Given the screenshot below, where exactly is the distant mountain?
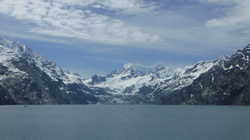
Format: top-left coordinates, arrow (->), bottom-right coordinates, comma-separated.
0,38 -> 97,105
84,63 -> 175,103
1,38 -> 250,105
86,44 -> 250,105
84,61 -> 216,104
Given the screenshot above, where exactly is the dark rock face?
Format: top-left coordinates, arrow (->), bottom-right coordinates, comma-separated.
0,39 -> 97,105
89,75 -> 106,85
84,44 -> 250,105
159,45 -> 250,105
2,38 -> 250,105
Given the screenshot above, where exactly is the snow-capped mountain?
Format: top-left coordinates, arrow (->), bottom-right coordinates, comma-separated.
86,44 -> 250,105
1,37 -> 250,105
0,38 -> 97,104
159,44 -> 250,105
85,60 -> 218,104
85,63 -> 173,95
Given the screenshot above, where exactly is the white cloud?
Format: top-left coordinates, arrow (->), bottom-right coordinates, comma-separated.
206,0 -> 250,29
204,0 -> 238,5
0,0 -> 160,44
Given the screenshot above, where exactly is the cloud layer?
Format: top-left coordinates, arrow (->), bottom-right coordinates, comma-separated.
0,0 -> 160,44
0,0 -> 250,53
206,0 -> 250,30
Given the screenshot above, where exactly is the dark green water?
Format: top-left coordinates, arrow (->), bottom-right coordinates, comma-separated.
0,105 -> 249,140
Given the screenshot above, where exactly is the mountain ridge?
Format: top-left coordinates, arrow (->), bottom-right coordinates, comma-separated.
0,38 -> 97,104
0,38 -> 250,105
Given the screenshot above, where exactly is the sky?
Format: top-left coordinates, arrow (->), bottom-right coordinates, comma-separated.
0,0 -> 250,77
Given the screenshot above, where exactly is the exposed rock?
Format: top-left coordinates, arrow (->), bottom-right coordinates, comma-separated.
0,38 -> 97,105
159,44 -> 250,105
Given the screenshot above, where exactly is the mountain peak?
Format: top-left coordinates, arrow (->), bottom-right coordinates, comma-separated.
121,63 -> 149,72
0,38 -> 97,104
0,38 -> 20,49
0,38 -> 33,58
123,63 -> 135,70
242,44 -> 250,52
121,63 -> 167,74
110,63 -> 149,76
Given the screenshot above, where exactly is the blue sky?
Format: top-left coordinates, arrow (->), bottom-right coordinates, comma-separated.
0,0 -> 249,77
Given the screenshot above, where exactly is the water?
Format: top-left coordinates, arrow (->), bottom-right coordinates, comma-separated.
0,105 -> 249,140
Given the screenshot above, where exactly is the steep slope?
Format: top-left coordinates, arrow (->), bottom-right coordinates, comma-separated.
0,38 -> 97,105
84,64 -> 175,103
85,61 -> 217,104
85,64 -> 172,95
2,38 -> 250,105
159,44 -> 250,105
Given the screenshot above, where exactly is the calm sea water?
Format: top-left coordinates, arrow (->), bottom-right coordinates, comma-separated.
0,105 -> 249,140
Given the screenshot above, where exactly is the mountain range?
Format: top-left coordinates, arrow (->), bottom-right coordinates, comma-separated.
0,38 -> 97,104
0,38 -> 250,105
